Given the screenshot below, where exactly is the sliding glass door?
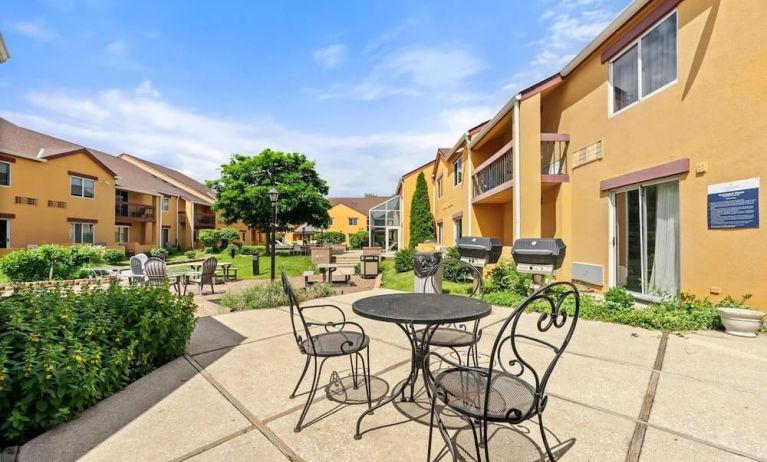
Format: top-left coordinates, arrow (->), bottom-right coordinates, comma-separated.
613,179 -> 679,297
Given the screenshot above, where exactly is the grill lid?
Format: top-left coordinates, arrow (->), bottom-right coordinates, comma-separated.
457,236 -> 502,251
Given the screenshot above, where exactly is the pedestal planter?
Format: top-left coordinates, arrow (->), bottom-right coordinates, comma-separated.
717,307 -> 764,337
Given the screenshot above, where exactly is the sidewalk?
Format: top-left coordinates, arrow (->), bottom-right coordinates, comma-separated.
14,289 -> 767,461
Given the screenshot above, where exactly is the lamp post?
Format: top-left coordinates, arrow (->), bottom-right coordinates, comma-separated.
269,187 -> 279,280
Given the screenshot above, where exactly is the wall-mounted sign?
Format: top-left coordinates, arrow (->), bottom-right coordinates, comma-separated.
707,177 -> 760,229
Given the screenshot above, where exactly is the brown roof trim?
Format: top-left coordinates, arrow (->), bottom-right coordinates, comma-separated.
68,170 -> 98,181
0,154 -> 16,163
162,225 -> 171,228
521,74 -> 563,100
67,217 -> 98,224
540,133 -> 570,142
46,149 -> 117,177
601,0 -> 681,63
115,220 -> 133,225
0,213 -> 16,219
452,211 -> 463,219
600,158 -> 689,191
468,120 -> 490,136
401,160 -> 435,179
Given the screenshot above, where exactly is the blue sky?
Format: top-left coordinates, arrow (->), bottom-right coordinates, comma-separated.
1,0 -> 628,195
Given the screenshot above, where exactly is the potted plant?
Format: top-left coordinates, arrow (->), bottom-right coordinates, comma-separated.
717,307 -> 764,337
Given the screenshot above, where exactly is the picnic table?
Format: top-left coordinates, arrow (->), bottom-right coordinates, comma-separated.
186,261 -> 236,281
166,268 -> 199,295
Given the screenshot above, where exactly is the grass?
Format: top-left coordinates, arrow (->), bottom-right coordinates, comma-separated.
380,258 -> 475,295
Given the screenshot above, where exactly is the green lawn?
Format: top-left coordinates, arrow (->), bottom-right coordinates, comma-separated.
380,258 -> 474,295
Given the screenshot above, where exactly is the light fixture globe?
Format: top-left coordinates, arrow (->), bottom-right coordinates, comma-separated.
269,187 -> 279,203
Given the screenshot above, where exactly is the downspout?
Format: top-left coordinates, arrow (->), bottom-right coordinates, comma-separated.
513,94 -> 522,241
465,132 -> 473,236
157,194 -> 163,247
190,202 -> 196,249
175,196 -> 180,247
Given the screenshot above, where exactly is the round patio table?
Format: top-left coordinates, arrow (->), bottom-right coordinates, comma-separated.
352,293 -> 491,440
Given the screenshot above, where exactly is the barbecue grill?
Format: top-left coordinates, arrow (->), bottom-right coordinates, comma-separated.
456,236 -> 502,267
511,238 -> 566,275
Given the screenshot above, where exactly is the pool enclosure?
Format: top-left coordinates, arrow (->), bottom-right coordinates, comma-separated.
368,196 -> 401,251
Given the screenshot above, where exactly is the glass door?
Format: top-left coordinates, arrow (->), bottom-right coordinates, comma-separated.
386,228 -> 399,252
613,180 -> 679,297
0,219 -> 8,248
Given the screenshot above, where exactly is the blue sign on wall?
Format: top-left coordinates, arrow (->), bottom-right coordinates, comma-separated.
707,178 -> 760,229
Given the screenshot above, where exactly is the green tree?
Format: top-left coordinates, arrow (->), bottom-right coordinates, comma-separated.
207,150 -> 332,232
408,172 -> 435,248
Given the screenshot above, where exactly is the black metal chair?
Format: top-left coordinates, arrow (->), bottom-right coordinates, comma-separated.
424,282 -> 580,462
281,270 -> 372,432
416,260 -> 484,367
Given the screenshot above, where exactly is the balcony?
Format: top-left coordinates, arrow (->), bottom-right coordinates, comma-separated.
178,212 -> 187,225
115,201 -> 155,222
195,212 -> 216,227
472,140 -> 513,204
540,134 -> 570,185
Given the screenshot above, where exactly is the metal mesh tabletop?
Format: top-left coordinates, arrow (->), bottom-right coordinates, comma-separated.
352,293 -> 491,324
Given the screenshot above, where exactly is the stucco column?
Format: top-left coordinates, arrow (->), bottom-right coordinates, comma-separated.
518,93 -> 542,238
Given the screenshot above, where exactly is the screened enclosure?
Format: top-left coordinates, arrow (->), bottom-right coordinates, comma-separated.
369,196 -> 401,251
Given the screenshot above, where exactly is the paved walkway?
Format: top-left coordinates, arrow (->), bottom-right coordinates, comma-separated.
14,289 -> 767,461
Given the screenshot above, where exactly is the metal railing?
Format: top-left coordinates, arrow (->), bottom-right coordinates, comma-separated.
115,201 -> 154,221
540,140 -> 569,175
195,213 -> 216,226
178,212 -> 187,225
473,147 -> 513,197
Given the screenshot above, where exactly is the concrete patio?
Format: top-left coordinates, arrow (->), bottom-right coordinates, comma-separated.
12,288 -> 767,462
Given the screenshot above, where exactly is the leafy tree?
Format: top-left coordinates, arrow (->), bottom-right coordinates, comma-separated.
408,172 -> 435,248
348,230 -> 369,249
207,150 -> 331,233
314,231 -> 346,246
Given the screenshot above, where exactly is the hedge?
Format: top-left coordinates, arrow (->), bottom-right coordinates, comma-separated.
314,231 -> 346,246
0,245 -> 112,282
0,283 -> 197,443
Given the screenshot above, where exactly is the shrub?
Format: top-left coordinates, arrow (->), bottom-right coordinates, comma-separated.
605,286 -> 635,309
394,248 -> 415,272
314,231 -> 346,246
348,231 -> 369,250
102,249 -> 125,265
219,280 -> 335,311
441,247 -> 472,283
149,248 -> 168,260
0,283 -> 197,443
184,250 -> 197,259
240,245 -> 266,256
408,172 -> 435,248
486,258 -> 533,296
197,229 -> 220,249
203,247 -> 214,254
217,228 -> 240,247
0,245 -> 106,282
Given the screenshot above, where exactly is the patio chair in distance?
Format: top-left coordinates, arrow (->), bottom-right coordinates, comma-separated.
424,282 -> 581,462
128,255 -> 146,283
144,257 -> 180,293
281,270 -> 372,432
185,256 -> 217,295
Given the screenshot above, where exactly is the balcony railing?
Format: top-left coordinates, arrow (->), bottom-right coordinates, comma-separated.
115,201 -> 154,222
540,135 -> 570,176
195,212 -> 216,227
178,212 -> 187,225
473,143 -> 513,197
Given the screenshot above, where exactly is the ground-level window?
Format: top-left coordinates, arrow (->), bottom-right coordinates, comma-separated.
115,225 -> 130,244
71,176 -> 95,198
453,218 -> 462,243
436,222 -> 443,244
349,217 -> 358,226
0,161 -> 10,186
613,179 -> 679,297
70,222 -> 95,244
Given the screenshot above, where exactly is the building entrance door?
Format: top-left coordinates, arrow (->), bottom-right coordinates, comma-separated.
0,219 -> 9,248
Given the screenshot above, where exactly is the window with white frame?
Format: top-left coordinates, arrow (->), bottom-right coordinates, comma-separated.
348,217 -> 358,226
610,11 -> 677,114
453,158 -> 463,186
0,161 -> 10,186
115,225 -> 130,244
70,176 -> 95,198
70,222 -> 95,244
453,217 -> 462,243
161,196 -> 169,211
436,222 -> 443,244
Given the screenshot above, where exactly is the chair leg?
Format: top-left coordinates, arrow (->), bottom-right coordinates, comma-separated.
290,356 -> 310,399
349,354 -> 358,388
433,404 -> 457,462
427,395 -> 435,461
538,414 -> 556,461
467,418 -> 483,462
364,347 -> 372,409
295,356 -> 326,432
483,420 -> 490,462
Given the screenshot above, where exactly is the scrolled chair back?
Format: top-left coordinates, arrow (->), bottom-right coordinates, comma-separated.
487,281 -> 580,423
428,258 -> 484,298
129,255 -> 145,275
200,257 -> 217,284
280,270 -> 313,353
144,257 -> 167,287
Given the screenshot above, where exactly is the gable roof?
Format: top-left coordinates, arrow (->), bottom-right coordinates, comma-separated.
119,153 -> 216,204
329,196 -> 392,216
0,117 -> 117,176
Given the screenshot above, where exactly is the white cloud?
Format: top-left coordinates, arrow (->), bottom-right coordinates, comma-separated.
1,84 -> 487,196
102,39 -> 144,71
312,44 -> 348,69
105,40 -> 127,55
11,20 -> 58,41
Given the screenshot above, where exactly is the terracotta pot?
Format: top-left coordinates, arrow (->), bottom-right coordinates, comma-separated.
717,307 -> 764,337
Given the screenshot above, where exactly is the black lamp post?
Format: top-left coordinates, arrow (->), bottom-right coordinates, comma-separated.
269,187 -> 279,280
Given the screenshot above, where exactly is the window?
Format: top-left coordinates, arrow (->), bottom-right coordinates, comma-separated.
0,161 -> 10,187
71,176 -> 95,198
348,217 -> 358,226
436,222 -> 443,244
115,225 -> 130,244
436,177 -> 443,198
453,218 -> 462,243
70,223 -> 95,244
610,12 -> 677,113
161,196 -> 169,211
453,158 -> 463,185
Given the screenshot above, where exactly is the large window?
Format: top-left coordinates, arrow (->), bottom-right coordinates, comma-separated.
369,196 -> 400,251
115,225 -> 130,244
453,158 -> 463,186
610,12 -> 677,113
70,222 -> 95,244
0,161 -> 10,187
71,176 -> 95,198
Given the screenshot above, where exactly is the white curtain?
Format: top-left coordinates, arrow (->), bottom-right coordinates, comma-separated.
612,45 -> 638,111
641,13 -> 677,96
649,182 -> 679,295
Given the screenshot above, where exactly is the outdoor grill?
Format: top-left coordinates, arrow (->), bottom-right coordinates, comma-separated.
456,236 -> 502,267
511,238 -> 566,275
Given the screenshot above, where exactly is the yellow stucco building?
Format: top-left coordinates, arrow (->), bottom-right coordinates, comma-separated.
398,0 -> 767,310
326,197 -> 390,245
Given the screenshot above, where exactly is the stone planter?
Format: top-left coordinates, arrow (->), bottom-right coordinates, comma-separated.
311,247 -> 332,265
717,307 -> 764,337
